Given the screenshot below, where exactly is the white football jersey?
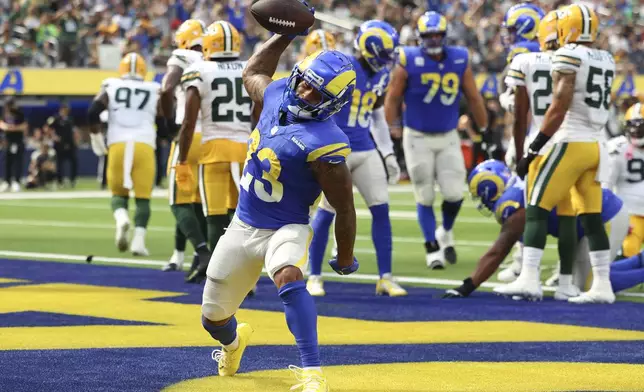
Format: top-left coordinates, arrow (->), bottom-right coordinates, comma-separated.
167,49 -> 203,129
551,44 -> 616,143
103,77 -> 160,147
181,60 -> 251,144
606,135 -> 644,216
505,51 -> 554,155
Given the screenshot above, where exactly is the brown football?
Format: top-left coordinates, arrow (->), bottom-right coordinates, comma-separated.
250,0 -> 315,35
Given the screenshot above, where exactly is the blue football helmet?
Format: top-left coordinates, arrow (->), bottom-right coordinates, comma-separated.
354,20 -> 399,72
282,50 -> 356,121
416,11 -> 447,55
502,3 -> 545,48
468,160 -> 513,215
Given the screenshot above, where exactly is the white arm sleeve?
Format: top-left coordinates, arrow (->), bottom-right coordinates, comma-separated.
370,107 -> 394,157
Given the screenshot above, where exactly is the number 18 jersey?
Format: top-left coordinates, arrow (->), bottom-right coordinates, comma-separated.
551,44 -> 615,143
505,51 -> 554,155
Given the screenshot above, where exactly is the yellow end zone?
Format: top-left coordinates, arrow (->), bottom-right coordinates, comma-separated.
163,362 -> 644,392
2,283 -> 644,350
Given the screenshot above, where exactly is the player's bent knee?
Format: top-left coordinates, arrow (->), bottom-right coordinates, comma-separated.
412,183 -> 435,206
202,302 -> 235,324
273,265 -> 304,289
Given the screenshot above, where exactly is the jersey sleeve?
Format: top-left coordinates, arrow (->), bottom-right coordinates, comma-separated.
396,46 -> 411,70
504,54 -> 527,88
180,65 -> 207,97
552,45 -> 582,73
167,50 -> 191,69
305,127 -> 351,164
494,188 -> 523,224
506,44 -> 531,65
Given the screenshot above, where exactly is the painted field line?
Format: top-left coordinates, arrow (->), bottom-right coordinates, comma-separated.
1,249 -> 642,299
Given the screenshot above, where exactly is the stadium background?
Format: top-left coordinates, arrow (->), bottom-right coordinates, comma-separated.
1,1 -> 644,391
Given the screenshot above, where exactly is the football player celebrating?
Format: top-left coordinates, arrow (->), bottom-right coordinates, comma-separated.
444,160 -> 636,299
307,20 -> 406,297
161,19 -> 210,274
87,53 -> 166,256
497,4 -> 617,304
385,11 -> 488,269
197,27 -> 359,392
175,21 -> 253,283
606,103 -> 644,257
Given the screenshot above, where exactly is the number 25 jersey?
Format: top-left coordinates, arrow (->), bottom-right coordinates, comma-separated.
236,79 -> 352,230
551,44 -> 615,143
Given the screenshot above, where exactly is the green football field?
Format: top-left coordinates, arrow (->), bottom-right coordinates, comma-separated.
1,177 -> 642,301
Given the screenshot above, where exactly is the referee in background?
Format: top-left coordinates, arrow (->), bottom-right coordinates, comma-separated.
46,102 -> 78,188
1,98 -> 28,192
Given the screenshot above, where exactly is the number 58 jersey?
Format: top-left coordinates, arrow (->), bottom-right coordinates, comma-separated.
181,60 -> 252,158
551,44 -> 615,143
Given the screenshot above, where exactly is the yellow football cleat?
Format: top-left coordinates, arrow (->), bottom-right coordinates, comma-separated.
289,366 -> 329,392
376,276 -> 408,297
212,323 -> 253,377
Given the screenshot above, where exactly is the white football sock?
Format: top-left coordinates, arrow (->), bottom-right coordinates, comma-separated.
589,250 -> 611,285
113,208 -> 129,225
522,247 -> 544,278
559,274 -> 573,289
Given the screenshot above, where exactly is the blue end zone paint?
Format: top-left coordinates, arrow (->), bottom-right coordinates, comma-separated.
0,311 -> 160,327
1,343 -> 643,392
1,259 -> 643,331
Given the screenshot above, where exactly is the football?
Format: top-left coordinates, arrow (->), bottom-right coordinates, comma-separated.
250,0 -> 315,35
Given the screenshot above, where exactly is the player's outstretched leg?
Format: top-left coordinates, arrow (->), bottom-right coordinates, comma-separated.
170,204 -> 211,279
371,204 -> 407,296
203,315 -> 254,377
112,195 -> 130,253
436,199 -> 463,265
307,208 -> 335,297
186,214 -> 228,283
275,266 -> 328,392
163,224 -> 186,271
131,198 -> 151,256
417,203 -> 445,269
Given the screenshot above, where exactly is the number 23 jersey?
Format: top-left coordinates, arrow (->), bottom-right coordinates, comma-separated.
236,79 -> 352,230
551,44 -> 615,143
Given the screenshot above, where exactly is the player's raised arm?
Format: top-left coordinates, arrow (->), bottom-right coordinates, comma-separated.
384,63 -> 407,139
242,35 -> 295,108
461,64 -> 488,132
310,160 -> 357,272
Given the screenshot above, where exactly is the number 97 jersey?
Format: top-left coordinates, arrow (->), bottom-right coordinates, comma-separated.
551,44 -> 615,143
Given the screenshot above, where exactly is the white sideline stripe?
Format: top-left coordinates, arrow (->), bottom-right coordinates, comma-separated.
0,249 -> 641,299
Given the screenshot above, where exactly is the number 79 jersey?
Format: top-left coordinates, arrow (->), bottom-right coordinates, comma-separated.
504,52 -> 554,155
181,60 -> 252,145
551,44 -> 615,143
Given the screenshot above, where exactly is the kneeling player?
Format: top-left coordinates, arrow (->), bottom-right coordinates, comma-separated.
444,160 -> 634,303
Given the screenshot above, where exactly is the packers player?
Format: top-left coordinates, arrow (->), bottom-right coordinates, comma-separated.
175,21 -> 253,283
497,4 -> 617,304
385,11 -> 488,269
161,19 -> 211,274
606,103 -> 644,258
444,160 -> 634,299
300,29 -> 336,59
308,20 -> 406,298
88,52 -> 166,256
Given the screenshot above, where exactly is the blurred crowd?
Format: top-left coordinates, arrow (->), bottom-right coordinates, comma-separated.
1,0 -> 643,73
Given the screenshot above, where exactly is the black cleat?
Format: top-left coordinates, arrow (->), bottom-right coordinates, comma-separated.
444,246 -> 457,265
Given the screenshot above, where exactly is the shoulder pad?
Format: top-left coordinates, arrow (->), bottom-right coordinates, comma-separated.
495,197 -> 522,224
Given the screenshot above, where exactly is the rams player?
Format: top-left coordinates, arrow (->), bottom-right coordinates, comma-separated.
198,28 -> 359,391
175,21 -> 253,283
444,160 -> 639,299
88,53 -> 166,256
160,19 -> 210,274
308,20 -> 406,297
498,4 -> 617,304
385,11 -> 488,269
606,103 -> 644,257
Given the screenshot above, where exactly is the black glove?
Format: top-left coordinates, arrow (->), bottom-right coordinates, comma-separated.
516,149 -> 537,179
443,277 -> 476,299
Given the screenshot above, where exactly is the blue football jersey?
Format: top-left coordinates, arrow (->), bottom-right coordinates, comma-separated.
494,178 -> 624,238
333,55 -> 390,152
507,41 -> 540,64
398,45 -> 469,133
236,79 -> 352,230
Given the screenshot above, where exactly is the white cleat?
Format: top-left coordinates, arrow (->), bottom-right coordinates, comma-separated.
554,285 -> 581,301
376,274 -> 408,297
494,274 -> 543,301
497,260 -> 522,283
436,226 -> 457,264
0,182 -> 9,192
162,250 -> 184,271
426,250 -> 445,270
130,227 -> 149,256
306,275 -> 325,297
569,282 -> 615,304
10,181 -> 20,192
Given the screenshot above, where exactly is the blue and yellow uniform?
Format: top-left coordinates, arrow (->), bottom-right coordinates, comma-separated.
237,79 -> 352,230
397,45 -> 468,133
507,40 -> 541,64
502,2 -> 544,64
334,56 -> 390,151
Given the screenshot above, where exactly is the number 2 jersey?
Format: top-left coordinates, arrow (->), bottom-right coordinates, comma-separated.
181,60 -> 252,163
606,136 -> 644,216
494,177 -> 622,237
167,48 -> 203,129
333,55 -> 389,152
397,45 -> 469,133
237,79 -> 352,230
551,44 -> 615,143
103,77 -> 160,148
505,51 -> 554,155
